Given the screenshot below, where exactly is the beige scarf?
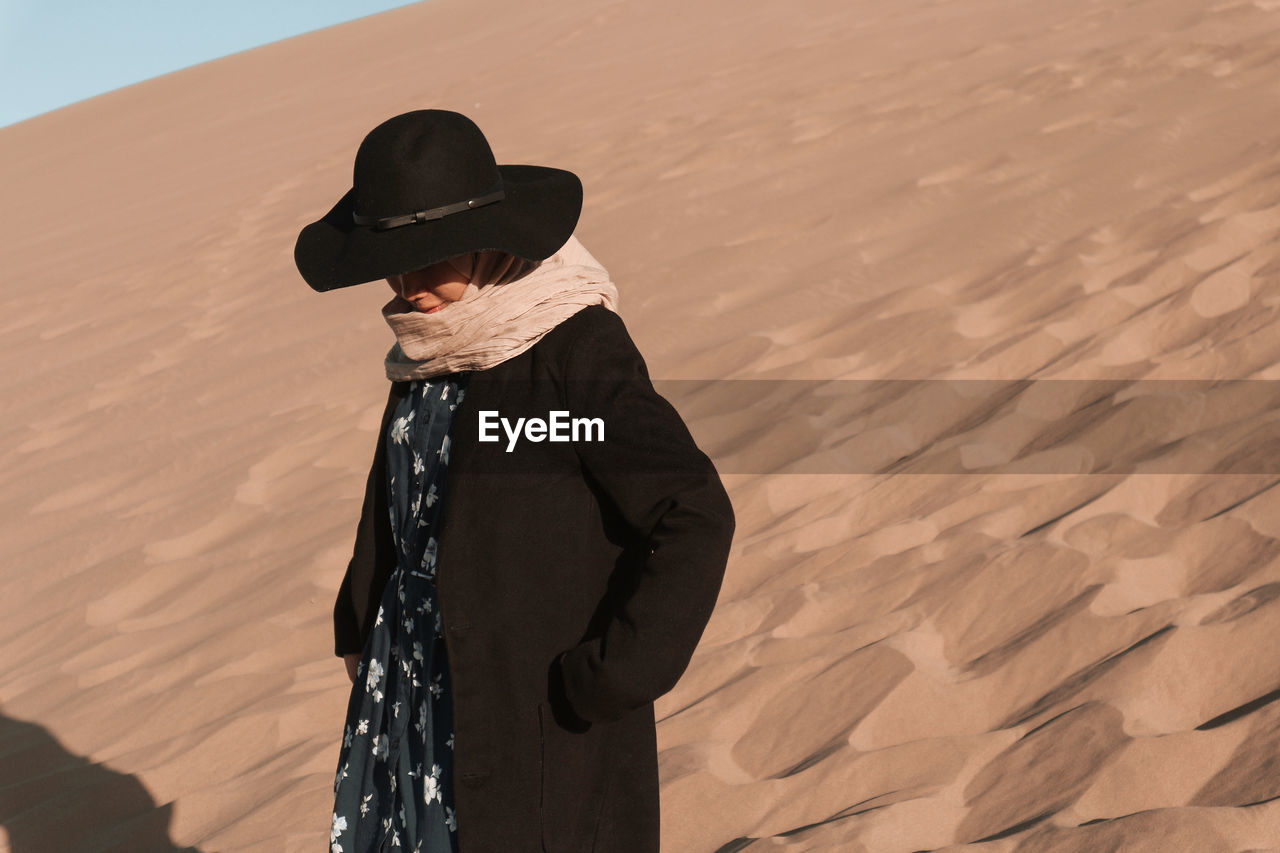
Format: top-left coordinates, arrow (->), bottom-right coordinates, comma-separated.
381,233 -> 620,380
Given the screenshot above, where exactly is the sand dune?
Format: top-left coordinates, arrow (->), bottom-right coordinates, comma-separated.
3,0 -> 1280,849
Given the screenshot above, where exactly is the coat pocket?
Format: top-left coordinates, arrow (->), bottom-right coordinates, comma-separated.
538,699 -> 609,853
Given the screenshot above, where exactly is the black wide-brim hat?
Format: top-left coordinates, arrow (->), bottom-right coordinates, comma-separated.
294,109 -> 582,292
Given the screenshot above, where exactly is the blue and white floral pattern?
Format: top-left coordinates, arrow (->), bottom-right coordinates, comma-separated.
330,374 -> 469,853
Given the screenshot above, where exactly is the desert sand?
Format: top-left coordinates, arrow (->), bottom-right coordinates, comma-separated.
3,0 -> 1280,850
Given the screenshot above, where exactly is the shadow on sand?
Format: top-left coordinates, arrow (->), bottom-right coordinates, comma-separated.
0,709 -> 207,853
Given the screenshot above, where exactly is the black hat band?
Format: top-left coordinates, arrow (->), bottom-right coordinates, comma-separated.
352,185 -> 506,231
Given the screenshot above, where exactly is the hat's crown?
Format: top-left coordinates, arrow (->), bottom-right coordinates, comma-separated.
352,110 -> 502,218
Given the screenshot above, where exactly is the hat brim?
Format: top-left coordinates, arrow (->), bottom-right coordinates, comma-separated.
294,164 -> 583,292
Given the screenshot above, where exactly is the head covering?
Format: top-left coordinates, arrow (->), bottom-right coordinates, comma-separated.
294,109 -> 582,292
381,233 -> 619,381
440,250 -> 531,289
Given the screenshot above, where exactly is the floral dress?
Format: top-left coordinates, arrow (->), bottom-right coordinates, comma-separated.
330,374 -> 469,853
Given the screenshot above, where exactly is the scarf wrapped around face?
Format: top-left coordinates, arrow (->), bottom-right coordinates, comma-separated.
381,233 -> 620,381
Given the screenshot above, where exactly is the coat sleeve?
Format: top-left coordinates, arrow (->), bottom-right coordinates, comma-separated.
552,308 -> 736,723
334,382 -> 403,659
334,451 -> 379,658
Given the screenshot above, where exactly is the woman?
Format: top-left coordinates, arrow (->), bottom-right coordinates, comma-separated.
294,109 -> 735,853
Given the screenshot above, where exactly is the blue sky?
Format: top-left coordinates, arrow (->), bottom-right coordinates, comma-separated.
0,0 -> 421,128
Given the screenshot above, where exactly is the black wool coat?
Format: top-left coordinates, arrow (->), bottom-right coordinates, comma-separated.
332,304 -> 736,852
